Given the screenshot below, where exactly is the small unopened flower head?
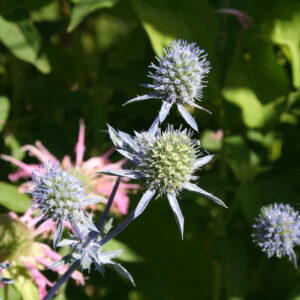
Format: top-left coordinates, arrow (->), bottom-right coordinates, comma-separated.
30,162 -> 102,248
252,203 -> 300,267
52,218 -> 134,285
124,40 -> 211,131
102,125 -> 226,239
134,127 -> 198,195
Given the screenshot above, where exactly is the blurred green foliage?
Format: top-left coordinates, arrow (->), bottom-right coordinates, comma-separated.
0,0 -> 300,299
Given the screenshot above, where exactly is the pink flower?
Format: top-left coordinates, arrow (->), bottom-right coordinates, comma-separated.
210,129 -> 224,141
1,209 -> 84,299
1,120 -> 139,215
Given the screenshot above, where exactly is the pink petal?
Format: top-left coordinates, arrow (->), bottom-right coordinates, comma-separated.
22,143 -> 57,164
0,154 -> 38,181
62,155 -> 72,169
23,261 -> 53,299
75,119 -> 86,167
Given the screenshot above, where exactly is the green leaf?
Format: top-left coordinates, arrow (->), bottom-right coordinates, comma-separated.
225,136 -> 266,183
0,95 -> 10,132
0,15 -> 51,74
223,35 -> 289,128
200,130 -> 222,152
104,239 -> 143,262
4,268 -> 39,300
68,0 -> 119,32
251,0 -> 300,88
0,182 -> 30,212
131,0 -> 190,56
4,134 -> 25,161
0,284 -> 22,300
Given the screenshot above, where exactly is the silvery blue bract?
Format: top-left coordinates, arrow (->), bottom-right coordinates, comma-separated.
252,203 -> 300,268
101,125 -> 226,239
123,40 -> 211,132
0,263 -> 14,284
30,162 -> 103,249
51,219 -> 135,286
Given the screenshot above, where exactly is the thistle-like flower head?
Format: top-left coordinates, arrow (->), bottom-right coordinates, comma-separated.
134,127 -> 198,195
29,162 -> 102,248
252,203 -> 300,267
101,125 -> 226,238
124,40 -> 211,131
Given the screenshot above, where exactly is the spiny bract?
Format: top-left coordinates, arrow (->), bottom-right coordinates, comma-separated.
101,125 -> 226,239
252,203 -> 300,268
52,218 -> 135,286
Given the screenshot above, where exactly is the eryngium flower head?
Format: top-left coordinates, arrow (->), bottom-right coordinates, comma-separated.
30,162 -> 102,248
123,40 -> 211,131
101,125 -> 226,238
134,127 -> 198,195
252,203 -> 300,267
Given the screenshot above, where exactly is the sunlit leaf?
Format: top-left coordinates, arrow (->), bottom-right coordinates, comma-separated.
104,239 -> 143,262
4,268 -> 39,300
0,95 -> 10,132
131,0 -> 189,56
68,0 -> 119,32
0,182 -> 30,212
0,15 -> 51,73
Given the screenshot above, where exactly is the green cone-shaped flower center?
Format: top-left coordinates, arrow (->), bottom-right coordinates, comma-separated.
0,215 -> 33,261
137,130 -> 197,194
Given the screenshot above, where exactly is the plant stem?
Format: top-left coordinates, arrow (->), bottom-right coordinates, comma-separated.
97,161 -> 130,232
4,284 -> 8,300
99,208 -> 136,246
96,176 -> 123,231
43,261 -> 80,300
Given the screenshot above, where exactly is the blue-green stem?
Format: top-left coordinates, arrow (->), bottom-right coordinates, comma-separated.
43,261 -> 80,300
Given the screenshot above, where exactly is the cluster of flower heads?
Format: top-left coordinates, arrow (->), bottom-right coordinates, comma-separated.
252,203 -> 300,267
1,39 -> 228,300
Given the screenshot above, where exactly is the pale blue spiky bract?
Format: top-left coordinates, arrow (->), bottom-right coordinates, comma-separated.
124,40 -> 211,131
252,203 -> 300,268
52,218 -> 135,286
0,263 -> 14,285
101,125 -> 226,239
30,162 -> 102,248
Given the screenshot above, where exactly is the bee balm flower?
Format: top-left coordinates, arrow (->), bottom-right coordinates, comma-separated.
101,125 -> 226,238
0,210 -> 84,299
1,120 -> 138,215
123,40 -> 211,132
